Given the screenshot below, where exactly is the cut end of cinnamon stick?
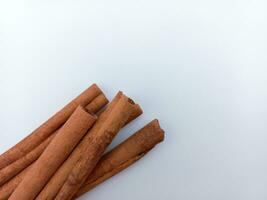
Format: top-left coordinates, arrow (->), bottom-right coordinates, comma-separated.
1,85 -> 165,200
79,106 -> 98,121
127,97 -> 135,105
0,83 -> 106,171
125,104 -> 143,125
75,119 -> 165,198
85,93 -> 109,113
150,119 -> 165,141
9,105 -> 98,200
54,92 -> 142,200
89,83 -> 101,93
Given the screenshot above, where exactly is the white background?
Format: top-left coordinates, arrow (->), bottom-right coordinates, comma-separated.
1,1 -> 267,200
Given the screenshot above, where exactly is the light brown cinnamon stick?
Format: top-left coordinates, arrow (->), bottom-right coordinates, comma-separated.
0,90 -> 108,187
9,106 -> 97,200
75,119 -> 164,198
0,133 -> 56,186
0,84 -> 104,170
0,165 -> 31,200
0,119 -> 161,200
55,93 -> 140,200
0,116 -> 157,200
36,92 -> 142,200
86,93 -> 109,113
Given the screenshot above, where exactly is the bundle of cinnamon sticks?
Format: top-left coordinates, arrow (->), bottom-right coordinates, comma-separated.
0,84 -> 164,200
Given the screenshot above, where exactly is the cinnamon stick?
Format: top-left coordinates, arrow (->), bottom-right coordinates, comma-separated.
86,93 -> 109,113
0,133 -> 56,186
0,165 -> 31,200
55,93 -> 140,200
0,93 -> 110,199
0,84 -> 104,170
76,119 -> 164,198
0,117 -> 159,200
0,88 -> 108,187
9,106 -> 97,200
36,92 -> 142,200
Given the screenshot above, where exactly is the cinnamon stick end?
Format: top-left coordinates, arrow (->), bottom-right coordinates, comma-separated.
150,119 -> 165,142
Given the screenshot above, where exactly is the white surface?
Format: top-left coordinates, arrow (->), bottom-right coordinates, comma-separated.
1,1 -> 267,199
